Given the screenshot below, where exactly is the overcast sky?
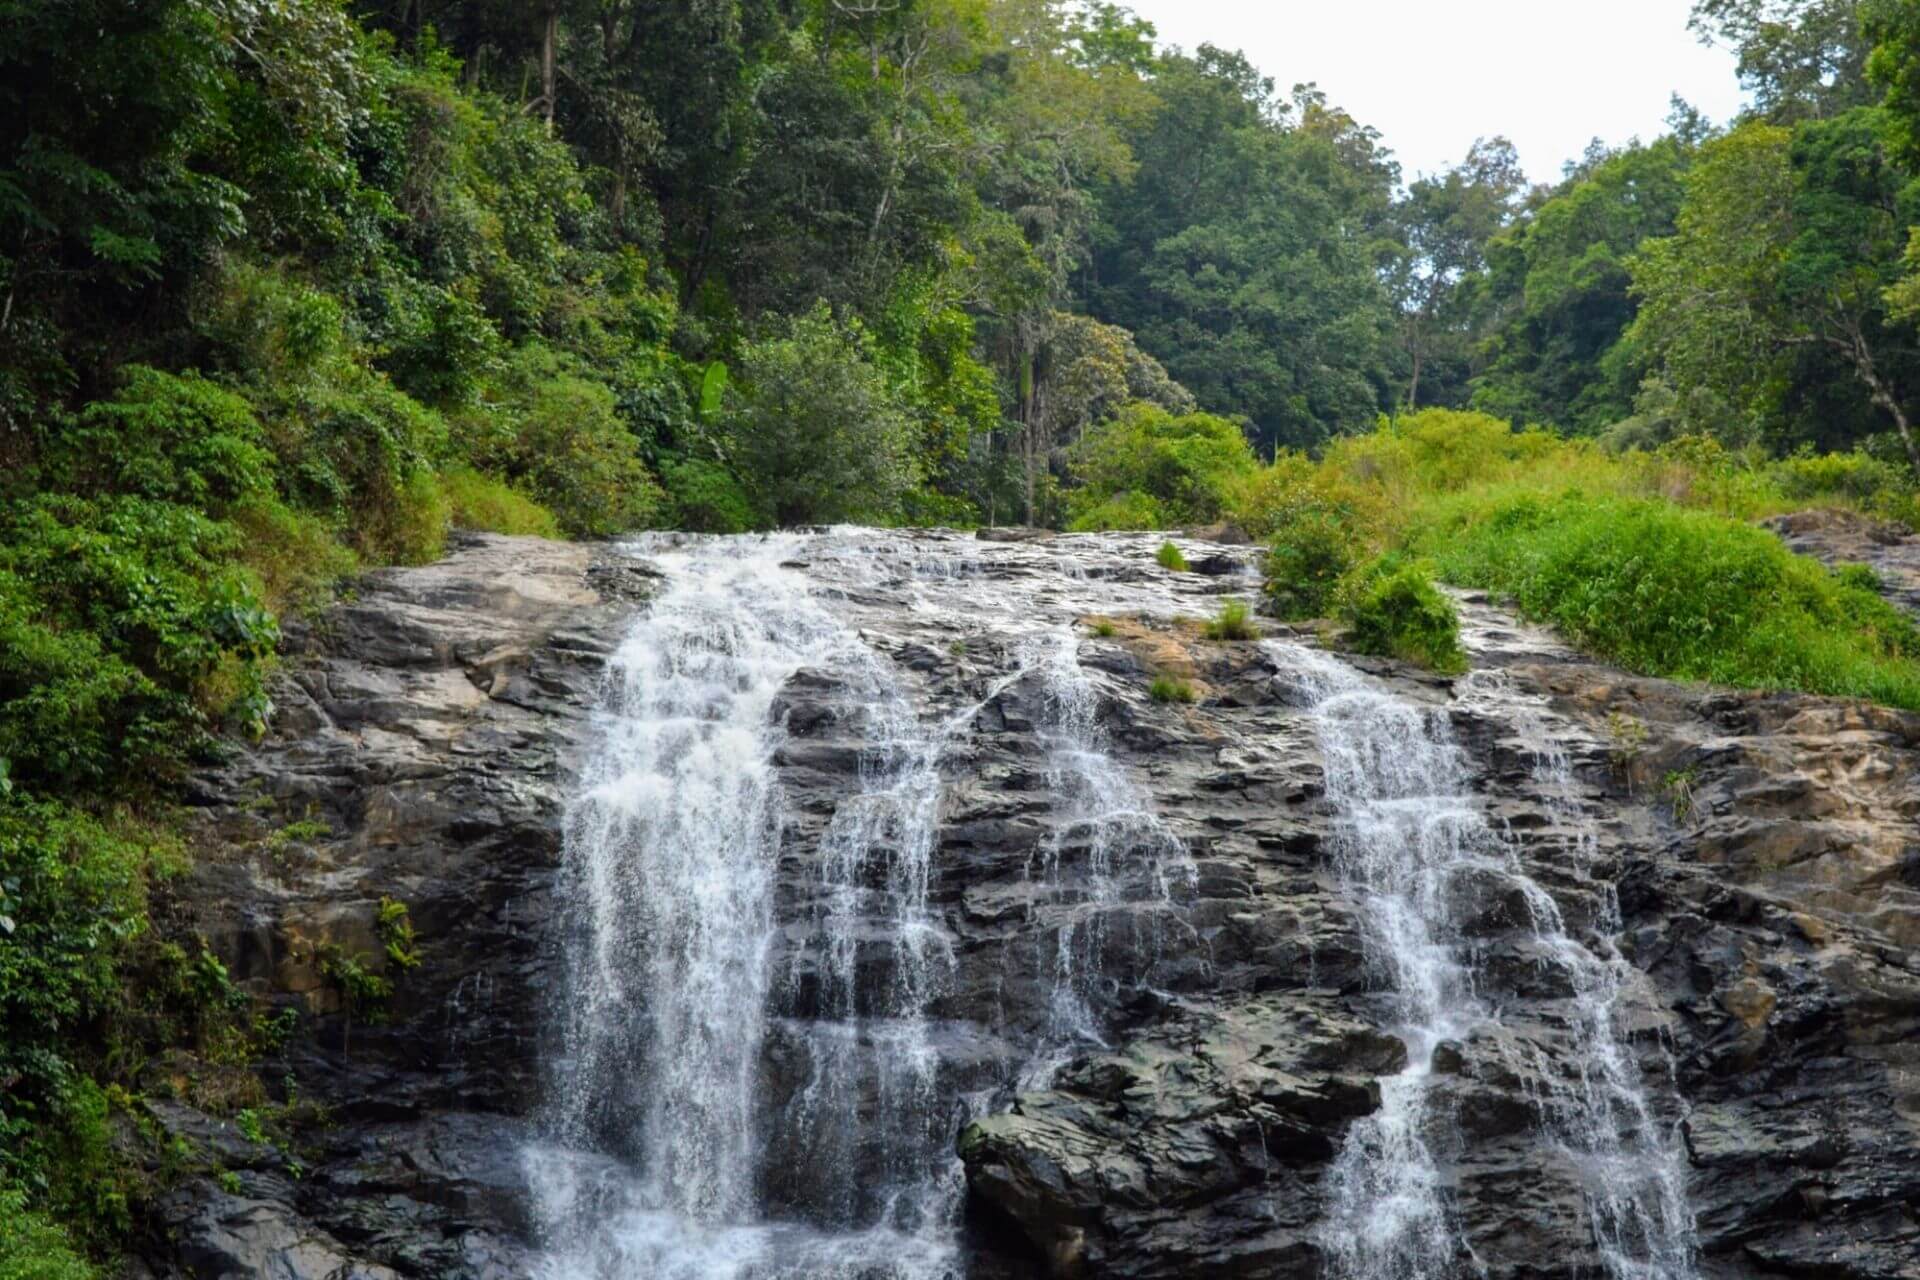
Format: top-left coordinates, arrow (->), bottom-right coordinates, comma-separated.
1122,0 -> 1751,184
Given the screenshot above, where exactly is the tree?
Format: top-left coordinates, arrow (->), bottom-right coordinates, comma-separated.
1629,112 -> 1920,465
724,306 -> 922,525
1691,0 -> 1879,121
1472,136 -> 1694,430
1388,137 -> 1525,411
1087,50 -> 1399,450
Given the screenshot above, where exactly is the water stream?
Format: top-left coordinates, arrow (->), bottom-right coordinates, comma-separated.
523,528 -> 1695,1279
1269,642 -> 1696,1280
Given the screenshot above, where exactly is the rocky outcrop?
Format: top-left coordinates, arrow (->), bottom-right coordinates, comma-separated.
143,533 -> 643,1279
142,526 -> 1920,1279
1762,507 -> 1920,615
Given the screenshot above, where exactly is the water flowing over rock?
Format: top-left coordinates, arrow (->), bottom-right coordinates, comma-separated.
141,529 -> 1920,1280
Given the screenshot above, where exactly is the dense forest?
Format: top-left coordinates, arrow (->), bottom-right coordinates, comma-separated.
9,0 -> 1920,1270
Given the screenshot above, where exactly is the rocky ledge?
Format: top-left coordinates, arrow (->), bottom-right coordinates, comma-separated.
135,527 -> 1920,1279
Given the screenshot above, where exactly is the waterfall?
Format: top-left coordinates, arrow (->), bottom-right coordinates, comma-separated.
528,533 -> 961,1279
1025,626 -> 1192,1060
519,526 -> 1692,1280
526,531 -> 1193,1279
1269,642 -> 1696,1280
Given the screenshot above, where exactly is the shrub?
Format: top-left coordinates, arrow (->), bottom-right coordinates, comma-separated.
659,456 -> 758,533
1421,493 -> 1920,704
277,371 -> 450,564
1067,402 -> 1258,528
1339,558 -> 1467,675
726,306 -> 920,526
0,1189 -> 94,1280
1202,599 -> 1257,641
1264,506 -> 1357,620
227,495 -> 358,615
0,495 -> 278,790
1155,541 -> 1189,571
438,469 -> 561,538
1149,674 -> 1196,703
42,368 -> 274,516
497,369 -> 660,537
1068,490 -> 1167,531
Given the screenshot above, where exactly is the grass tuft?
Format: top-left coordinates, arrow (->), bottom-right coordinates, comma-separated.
1202,598 -> 1258,641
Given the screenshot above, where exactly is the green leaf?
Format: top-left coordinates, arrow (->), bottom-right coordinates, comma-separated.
698,361 -> 729,421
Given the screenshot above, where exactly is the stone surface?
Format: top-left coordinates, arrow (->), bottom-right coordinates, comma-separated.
139,525 -> 1920,1279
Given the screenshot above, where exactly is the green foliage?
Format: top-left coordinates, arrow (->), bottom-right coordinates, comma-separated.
1155,541 -> 1190,571
0,495 -> 278,791
1337,558 -> 1467,674
376,897 -> 420,972
44,369 -> 274,514
438,469 -> 561,539
659,457 -> 758,534
725,307 -> 920,527
0,1188 -> 95,1280
1420,492 -> 1920,705
463,349 -> 661,537
1148,674 -> 1196,704
1472,137 -> 1693,431
0,797 -> 157,1244
1089,56 -> 1400,449
1202,599 -> 1258,641
1264,506 -> 1358,621
1068,404 -> 1259,529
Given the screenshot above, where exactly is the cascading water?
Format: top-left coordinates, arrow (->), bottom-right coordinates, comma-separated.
1269,642 -> 1696,1280
521,525 -> 1692,1280
1024,627 -> 1193,1060
529,533 -> 961,1279
1460,670 -> 1697,1280
527,530 -> 1200,1278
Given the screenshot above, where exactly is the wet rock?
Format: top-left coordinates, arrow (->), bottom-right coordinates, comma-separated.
142,528 -> 1920,1279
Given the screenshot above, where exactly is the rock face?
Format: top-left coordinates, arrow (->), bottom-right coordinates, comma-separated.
141,527 -> 1920,1279
145,533 -> 643,1279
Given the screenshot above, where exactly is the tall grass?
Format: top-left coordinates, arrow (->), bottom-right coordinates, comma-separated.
1417,492 -> 1920,708
1230,410 -> 1920,707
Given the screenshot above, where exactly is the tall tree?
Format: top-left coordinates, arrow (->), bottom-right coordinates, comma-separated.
1087,49 -> 1399,451
1388,137 -> 1525,411
1691,0 -> 1879,121
1471,136 -> 1695,430
1630,111 -> 1920,464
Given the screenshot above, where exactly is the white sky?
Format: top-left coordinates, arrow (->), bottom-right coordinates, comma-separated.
1123,0 -> 1751,184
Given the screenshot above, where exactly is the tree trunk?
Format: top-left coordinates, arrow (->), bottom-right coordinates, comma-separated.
1839,316 -> 1920,474
540,5 -> 559,134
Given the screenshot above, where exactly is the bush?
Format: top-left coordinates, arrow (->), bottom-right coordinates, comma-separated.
1155,541 -> 1189,571
41,368 -> 274,516
0,495 -> 278,790
495,368 -> 660,537
276,371 -> 450,564
726,306 -> 920,526
0,1189 -> 93,1280
1421,493 -> 1920,704
438,468 -> 561,538
227,495 -> 358,615
1339,558 -> 1467,675
659,456 -> 758,533
0,796 -> 159,1246
1203,599 -> 1257,641
1264,505 -> 1357,620
1068,490 -> 1167,531
1067,403 -> 1258,528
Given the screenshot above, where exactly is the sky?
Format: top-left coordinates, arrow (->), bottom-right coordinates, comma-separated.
1122,0 -> 1751,184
